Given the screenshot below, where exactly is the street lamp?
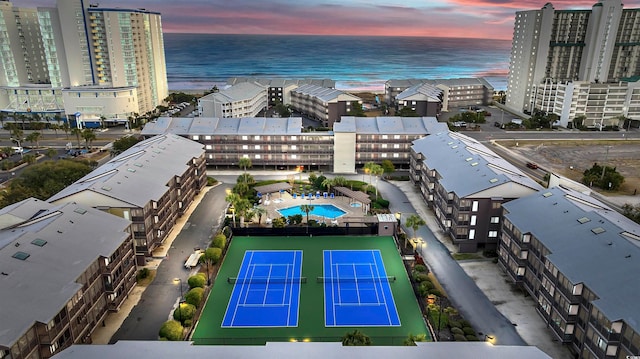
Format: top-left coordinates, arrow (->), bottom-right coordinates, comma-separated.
173,278 -> 184,323
484,335 -> 495,345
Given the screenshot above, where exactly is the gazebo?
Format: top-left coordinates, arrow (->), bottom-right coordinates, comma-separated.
333,186 -> 371,213
254,182 -> 292,201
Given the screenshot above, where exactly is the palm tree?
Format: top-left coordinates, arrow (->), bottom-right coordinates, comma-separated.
341,330 -> 371,346
238,157 -> 252,173
299,204 -> 314,233
321,177 -> 334,193
235,198 -> 252,227
332,176 -> 348,188
25,132 -> 42,149
81,129 -> 97,150
253,206 -> 267,225
363,161 -> 376,185
61,122 -> 70,139
23,153 -> 37,165
405,214 -> 426,249
371,164 -> 384,199
70,127 -> 82,148
403,333 -> 427,346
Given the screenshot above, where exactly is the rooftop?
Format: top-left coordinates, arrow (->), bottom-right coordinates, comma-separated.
200,82 -> 265,103
503,186 -> 640,333
292,84 -> 361,103
334,116 -> 448,134
141,117 -> 305,136
411,132 -> 542,197
47,134 -> 204,207
0,199 -> 131,348
227,77 -> 336,89
396,83 -> 443,102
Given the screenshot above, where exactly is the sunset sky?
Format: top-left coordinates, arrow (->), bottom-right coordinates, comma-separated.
17,0 -> 640,40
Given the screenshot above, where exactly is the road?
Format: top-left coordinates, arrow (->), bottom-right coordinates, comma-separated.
378,180 -> 527,346
109,183 -> 232,342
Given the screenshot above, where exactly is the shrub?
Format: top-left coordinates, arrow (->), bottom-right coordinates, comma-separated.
462,327 -> 476,336
465,335 -> 479,341
184,319 -> 193,327
188,273 -> 206,289
185,287 -> 204,307
137,267 -> 150,280
203,247 -> 222,265
429,289 -> 442,297
173,303 -> 196,323
158,320 -> 183,341
414,264 -> 427,273
453,334 -> 467,342
212,234 -> 227,249
460,319 -> 472,327
375,198 -> 390,208
449,320 -> 462,329
419,281 -> 434,291
451,327 -> 464,335
206,177 -> 217,186
413,273 -> 430,282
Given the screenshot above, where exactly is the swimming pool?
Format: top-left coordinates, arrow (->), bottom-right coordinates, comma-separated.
277,204 -> 347,219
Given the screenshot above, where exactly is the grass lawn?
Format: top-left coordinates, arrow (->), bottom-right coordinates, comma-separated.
191,236 -> 428,345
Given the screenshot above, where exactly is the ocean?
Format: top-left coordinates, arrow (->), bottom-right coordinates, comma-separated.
163,33 -> 511,93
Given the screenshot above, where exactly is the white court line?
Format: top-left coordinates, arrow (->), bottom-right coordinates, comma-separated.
352,263 -> 362,305
368,263 -> 382,304
372,250 -> 394,325
231,250 -> 256,326
286,254 -> 295,325
330,251 -> 337,325
261,264 -> 274,305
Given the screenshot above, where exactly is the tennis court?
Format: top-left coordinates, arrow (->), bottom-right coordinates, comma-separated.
222,250 -> 303,327
192,236 -> 429,345
323,250 -> 400,327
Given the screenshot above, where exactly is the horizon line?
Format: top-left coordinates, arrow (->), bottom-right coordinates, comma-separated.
162,32 -> 511,41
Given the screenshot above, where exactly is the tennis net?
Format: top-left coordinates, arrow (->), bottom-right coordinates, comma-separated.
316,276 -> 396,283
227,277 -> 307,284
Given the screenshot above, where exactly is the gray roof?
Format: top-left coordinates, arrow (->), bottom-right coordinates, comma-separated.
503,186 -> 640,333
141,117 -> 304,136
396,83 -> 443,102
200,82 -> 265,103
54,341 -> 552,359
48,134 -> 204,207
333,117 -> 448,134
227,77 -> 335,88
292,84 -> 360,102
0,199 -> 130,348
411,131 -> 542,197
387,78 -> 493,91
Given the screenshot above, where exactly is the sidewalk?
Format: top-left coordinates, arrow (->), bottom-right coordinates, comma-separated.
90,185 -> 215,344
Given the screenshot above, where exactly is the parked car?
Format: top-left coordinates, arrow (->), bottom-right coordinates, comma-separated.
526,162 -> 539,169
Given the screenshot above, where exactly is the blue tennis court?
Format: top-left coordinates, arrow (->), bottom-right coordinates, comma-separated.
323,249 -> 401,327
222,250 -> 303,327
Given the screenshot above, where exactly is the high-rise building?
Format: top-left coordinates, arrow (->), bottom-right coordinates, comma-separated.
505,0 -> 640,127
0,0 -> 168,125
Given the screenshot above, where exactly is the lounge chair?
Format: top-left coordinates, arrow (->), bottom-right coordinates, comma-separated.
316,193 -> 320,199
293,193 -> 297,199
323,192 -> 328,198
265,217 -> 272,224
330,193 -> 335,199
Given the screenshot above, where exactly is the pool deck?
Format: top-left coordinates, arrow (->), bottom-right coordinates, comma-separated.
259,191 -> 368,226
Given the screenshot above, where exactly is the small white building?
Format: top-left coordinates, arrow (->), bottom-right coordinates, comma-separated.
198,82 -> 267,118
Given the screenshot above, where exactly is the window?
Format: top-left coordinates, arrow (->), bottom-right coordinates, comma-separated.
205,145 -> 212,150
254,145 -> 260,149
470,215 -> 477,226
492,202 -> 502,209
242,145 -> 248,150
472,201 -> 479,212
490,216 -> 500,223
469,229 -> 475,239
489,231 -> 498,237
205,135 -> 211,140
254,135 -> 260,140
192,135 -> 199,140
242,136 -> 248,140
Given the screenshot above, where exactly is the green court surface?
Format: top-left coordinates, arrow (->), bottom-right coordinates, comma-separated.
191,236 -> 429,345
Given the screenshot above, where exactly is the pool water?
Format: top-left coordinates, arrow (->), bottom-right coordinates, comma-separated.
277,204 -> 347,219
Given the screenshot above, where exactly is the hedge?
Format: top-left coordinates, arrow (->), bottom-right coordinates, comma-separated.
173,303 -> 196,324
185,287 -> 204,307
159,320 -> 183,341
212,234 -> 227,249
188,273 -> 206,289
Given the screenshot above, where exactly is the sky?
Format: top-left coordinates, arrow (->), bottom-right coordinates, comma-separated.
16,0 -> 640,40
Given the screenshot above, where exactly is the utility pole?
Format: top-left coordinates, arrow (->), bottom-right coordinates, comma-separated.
601,146 -> 612,181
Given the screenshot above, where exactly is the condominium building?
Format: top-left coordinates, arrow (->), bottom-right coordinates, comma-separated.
0,198 -> 135,359
0,0 -> 168,124
333,116 -> 448,173
198,82 -> 267,118
48,134 -> 206,264
227,78 -> 335,106
499,186 -> 640,358
385,78 -> 494,111
395,82 -> 443,116
410,131 -> 542,252
506,0 -> 640,123
290,84 -> 362,128
141,116 -> 447,174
